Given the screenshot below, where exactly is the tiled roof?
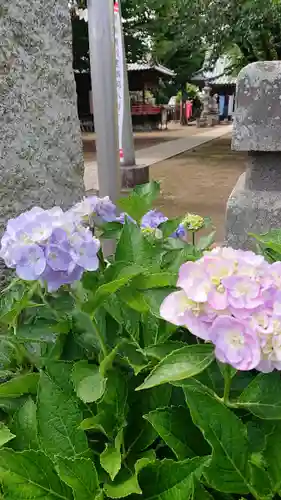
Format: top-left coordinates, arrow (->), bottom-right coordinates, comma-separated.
127,63 -> 175,77
192,54 -> 237,85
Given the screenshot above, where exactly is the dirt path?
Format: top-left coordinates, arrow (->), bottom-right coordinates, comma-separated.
151,135 -> 246,243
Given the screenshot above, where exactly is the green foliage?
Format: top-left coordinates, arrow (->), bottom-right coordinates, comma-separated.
1,182 -> 281,500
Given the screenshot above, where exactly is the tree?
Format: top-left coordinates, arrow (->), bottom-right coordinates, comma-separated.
71,0 -> 158,71
160,0 -> 281,71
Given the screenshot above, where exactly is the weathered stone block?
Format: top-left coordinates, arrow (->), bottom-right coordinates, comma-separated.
233,61 -> 281,152
225,155 -> 281,249
225,61 -> 281,248
0,0 -> 84,228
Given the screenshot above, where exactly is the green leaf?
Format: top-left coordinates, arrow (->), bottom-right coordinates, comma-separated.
142,288 -> 177,318
16,319 -> 58,341
133,180 -> 160,202
120,342 -> 148,375
55,456 -> 100,500
144,406 -> 196,459
100,430 -> 123,480
0,423 -> 15,447
119,287 -> 149,313
196,231 -> 216,251
132,273 -> 178,289
92,272 -> 142,309
115,221 -> 156,266
104,452 -> 155,498
71,361 -> 106,403
0,449 -> 72,499
144,342 -> 186,360
251,230 -> 281,254
10,398 -> 38,450
182,378 -> 269,496
136,344 -> 214,391
138,457 -> 209,500
159,218 -> 183,239
37,362 -> 88,459
0,373 -> 39,398
80,370 -> 128,439
263,422 -> 281,492
126,385 -> 172,452
192,480 -> 214,500
117,181 -> 160,221
237,372 -> 281,419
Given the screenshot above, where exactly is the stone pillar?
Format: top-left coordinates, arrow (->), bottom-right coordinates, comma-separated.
0,0 -> 84,226
225,61 -> 281,249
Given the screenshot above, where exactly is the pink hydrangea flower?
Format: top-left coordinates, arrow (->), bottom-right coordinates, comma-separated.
209,316 -> 261,371
160,246 -> 281,372
160,290 -> 212,340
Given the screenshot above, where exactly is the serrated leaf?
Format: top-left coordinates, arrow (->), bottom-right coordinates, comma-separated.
133,273 -> 178,289
104,452 -> 155,498
237,372 -> 281,419
16,319 -> 58,341
159,218 -> 183,239
0,423 -> 15,447
10,398 -> 38,450
0,449 -> 72,499
92,272 -> 142,309
56,456 -> 100,500
126,385 -> 172,452
119,287 -> 149,312
192,480 -> 214,499
100,430 -> 123,480
37,363 -> 88,459
117,181 -> 160,222
142,288 -> 177,317
181,378 -> 269,496
0,373 -> 39,398
263,422 -> 281,492
196,231 -> 216,251
144,406 -> 196,459
120,342 -> 148,375
80,371 -> 128,439
144,342 -> 186,360
138,457 -> 209,500
115,221 -> 156,266
136,344 -> 214,391
71,361 -> 106,403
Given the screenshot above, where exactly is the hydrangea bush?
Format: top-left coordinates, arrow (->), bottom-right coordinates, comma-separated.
0,181 -> 280,500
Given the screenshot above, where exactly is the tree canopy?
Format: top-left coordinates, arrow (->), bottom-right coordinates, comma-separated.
71,0 -> 281,93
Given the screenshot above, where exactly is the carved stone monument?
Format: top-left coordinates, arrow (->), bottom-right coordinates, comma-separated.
225,61 -> 281,249
197,83 -> 217,127
0,1 -> 84,226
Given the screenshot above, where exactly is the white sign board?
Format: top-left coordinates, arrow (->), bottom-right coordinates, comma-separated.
114,1 -> 125,163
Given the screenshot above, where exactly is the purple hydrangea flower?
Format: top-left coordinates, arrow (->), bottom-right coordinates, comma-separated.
141,210 -> 168,229
0,204 -> 101,291
13,244 -> 46,281
70,196 -> 116,223
115,213 -> 136,225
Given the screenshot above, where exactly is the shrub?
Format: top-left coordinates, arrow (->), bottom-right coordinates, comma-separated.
0,181 -> 279,500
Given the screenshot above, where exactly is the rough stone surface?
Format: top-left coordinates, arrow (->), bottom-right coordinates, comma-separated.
225,152 -> 281,249
232,61 -> 281,151
121,164 -> 149,189
0,0 -> 84,227
226,61 -> 281,249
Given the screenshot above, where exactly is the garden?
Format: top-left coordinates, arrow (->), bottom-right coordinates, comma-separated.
0,181 -> 281,500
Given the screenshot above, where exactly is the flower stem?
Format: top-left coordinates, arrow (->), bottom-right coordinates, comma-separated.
223,368 -> 232,404
192,232 -> 196,247
92,317 -> 108,359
